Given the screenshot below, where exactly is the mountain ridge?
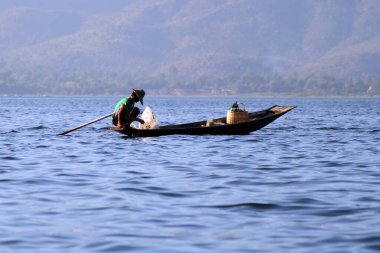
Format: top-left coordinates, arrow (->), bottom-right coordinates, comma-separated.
0,0 -> 380,95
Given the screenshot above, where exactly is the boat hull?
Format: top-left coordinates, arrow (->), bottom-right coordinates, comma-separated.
109,105 -> 295,137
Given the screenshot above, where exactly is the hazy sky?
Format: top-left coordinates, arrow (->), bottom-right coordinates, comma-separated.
0,0 -> 131,13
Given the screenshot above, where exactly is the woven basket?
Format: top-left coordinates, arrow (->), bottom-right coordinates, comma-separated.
226,110 -> 248,124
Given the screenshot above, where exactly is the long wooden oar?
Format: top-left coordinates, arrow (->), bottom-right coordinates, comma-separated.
59,112 -> 114,135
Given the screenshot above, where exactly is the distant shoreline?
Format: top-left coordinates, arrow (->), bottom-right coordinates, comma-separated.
1,93 -> 379,99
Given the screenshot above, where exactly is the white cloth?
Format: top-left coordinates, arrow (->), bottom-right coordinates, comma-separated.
138,106 -> 159,129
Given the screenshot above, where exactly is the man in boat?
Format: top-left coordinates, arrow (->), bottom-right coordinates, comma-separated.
112,88 -> 145,128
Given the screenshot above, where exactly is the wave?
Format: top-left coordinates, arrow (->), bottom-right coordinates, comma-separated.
115,187 -> 190,198
272,126 -> 298,131
314,207 -> 367,217
0,129 -> 19,134
206,202 -> 281,210
1,156 -> 20,161
317,127 -> 347,131
26,125 -> 48,130
0,125 -> 49,135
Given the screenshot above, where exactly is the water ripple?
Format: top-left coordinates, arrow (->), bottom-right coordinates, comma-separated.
204,202 -> 281,210
1,97 -> 379,253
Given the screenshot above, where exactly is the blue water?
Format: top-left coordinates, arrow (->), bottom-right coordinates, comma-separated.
1,96 -> 379,253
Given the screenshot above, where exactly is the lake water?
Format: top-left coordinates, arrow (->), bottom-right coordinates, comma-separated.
0,96 -> 379,253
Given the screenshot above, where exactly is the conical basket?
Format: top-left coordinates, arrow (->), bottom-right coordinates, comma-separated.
226,110 -> 248,124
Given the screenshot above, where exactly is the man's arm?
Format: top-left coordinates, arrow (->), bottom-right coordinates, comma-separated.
117,104 -> 145,128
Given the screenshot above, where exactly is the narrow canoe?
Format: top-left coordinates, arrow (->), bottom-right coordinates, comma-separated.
109,105 -> 295,137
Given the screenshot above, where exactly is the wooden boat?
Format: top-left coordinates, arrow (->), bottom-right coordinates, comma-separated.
109,105 -> 295,137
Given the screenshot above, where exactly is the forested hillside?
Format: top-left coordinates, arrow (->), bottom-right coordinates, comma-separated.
0,0 -> 379,95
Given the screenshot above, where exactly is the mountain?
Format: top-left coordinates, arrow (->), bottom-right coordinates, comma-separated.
0,7 -> 84,51
0,0 -> 379,95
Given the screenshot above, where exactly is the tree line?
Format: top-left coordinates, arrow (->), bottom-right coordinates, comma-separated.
0,69 -> 379,96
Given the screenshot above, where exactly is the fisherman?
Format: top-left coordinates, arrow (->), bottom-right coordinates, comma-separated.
112,88 -> 145,128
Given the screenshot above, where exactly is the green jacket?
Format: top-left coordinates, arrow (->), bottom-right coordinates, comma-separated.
114,97 -> 135,115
